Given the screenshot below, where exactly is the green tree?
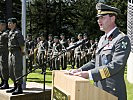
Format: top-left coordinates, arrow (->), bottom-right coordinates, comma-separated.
27,0 -> 127,38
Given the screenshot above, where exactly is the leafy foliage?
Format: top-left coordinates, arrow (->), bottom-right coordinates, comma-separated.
0,0 -> 128,38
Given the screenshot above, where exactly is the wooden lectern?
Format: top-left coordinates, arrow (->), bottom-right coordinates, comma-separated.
51,70 -> 118,100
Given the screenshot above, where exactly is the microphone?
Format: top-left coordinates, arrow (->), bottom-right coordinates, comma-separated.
66,39 -> 86,51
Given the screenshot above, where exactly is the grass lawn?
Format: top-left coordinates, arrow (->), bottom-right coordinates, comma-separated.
2,66 -> 133,100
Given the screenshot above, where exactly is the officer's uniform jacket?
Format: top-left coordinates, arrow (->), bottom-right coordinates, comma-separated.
37,40 -> 48,53
60,39 -> 68,50
81,28 -> 131,100
26,39 -> 34,54
74,39 -> 83,55
0,30 -> 8,52
52,42 -> 62,56
8,28 -> 25,52
48,40 -> 53,54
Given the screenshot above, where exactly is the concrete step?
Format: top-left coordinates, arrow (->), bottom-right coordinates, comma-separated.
0,82 -> 51,100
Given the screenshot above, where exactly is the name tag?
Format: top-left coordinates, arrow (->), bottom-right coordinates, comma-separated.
103,44 -> 113,50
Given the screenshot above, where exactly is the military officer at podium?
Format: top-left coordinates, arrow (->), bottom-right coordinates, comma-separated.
6,18 -> 25,95
70,3 -> 131,100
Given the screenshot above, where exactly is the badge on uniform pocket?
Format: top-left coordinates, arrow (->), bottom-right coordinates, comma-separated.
102,55 -> 108,65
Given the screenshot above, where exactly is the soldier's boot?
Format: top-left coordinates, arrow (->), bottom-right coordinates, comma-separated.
12,84 -> 23,95
6,83 -> 17,93
40,64 -> 46,74
71,65 -> 74,69
0,78 -> 4,87
0,80 -> 9,89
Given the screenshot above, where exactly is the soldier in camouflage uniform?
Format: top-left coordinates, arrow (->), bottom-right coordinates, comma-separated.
52,36 -> 62,70
47,34 -> 53,70
36,33 -> 48,74
69,37 -> 75,69
88,39 -> 95,60
0,19 -> 9,89
6,18 -> 25,95
82,33 -> 90,64
74,33 -> 83,68
60,33 -> 68,70
26,34 -> 34,71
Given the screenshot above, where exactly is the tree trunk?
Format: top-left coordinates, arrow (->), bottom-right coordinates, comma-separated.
5,0 -> 13,20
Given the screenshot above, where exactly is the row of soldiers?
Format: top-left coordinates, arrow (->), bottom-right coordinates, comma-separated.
26,32 -> 98,72
0,17 -> 98,95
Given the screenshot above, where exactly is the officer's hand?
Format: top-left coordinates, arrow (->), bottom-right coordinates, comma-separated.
69,68 -> 82,74
73,71 -> 89,79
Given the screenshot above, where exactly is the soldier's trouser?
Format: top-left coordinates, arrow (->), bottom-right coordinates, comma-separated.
0,51 -> 9,80
47,54 -> 52,70
37,52 -> 46,72
82,51 -> 88,64
28,55 -> 34,71
70,50 -> 75,67
52,57 -> 60,70
9,51 -> 23,84
60,54 -> 67,70
75,54 -> 81,68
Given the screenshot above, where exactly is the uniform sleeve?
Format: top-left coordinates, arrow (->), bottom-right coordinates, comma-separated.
16,31 -> 25,47
81,59 -> 95,71
91,36 -> 131,82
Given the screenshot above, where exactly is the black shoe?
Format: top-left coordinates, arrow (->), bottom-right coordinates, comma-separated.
0,80 -> 9,89
0,84 -> 9,89
12,85 -> 23,95
6,83 -> 17,93
6,87 -> 17,93
71,65 -> 74,69
40,71 -> 45,74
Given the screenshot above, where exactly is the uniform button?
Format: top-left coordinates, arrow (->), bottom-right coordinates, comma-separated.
113,88 -> 116,91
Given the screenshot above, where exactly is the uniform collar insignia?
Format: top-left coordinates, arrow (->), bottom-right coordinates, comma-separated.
121,41 -> 127,49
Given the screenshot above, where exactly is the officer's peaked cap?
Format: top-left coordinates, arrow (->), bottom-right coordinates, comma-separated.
54,36 -> 59,39
60,33 -> 65,36
27,34 -> 32,36
48,34 -> 52,36
8,18 -> 17,23
84,33 -> 87,36
96,3 -> 120,17
78,33 -> 82,36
